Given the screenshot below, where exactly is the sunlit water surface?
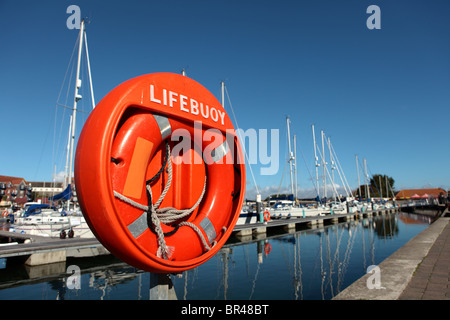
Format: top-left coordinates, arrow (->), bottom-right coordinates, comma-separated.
0,212 -> 432,300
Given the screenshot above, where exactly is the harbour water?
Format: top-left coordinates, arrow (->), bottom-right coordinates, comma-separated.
0,212 -> 433,300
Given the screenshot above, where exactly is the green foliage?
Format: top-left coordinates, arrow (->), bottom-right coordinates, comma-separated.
354,174 -> 395,199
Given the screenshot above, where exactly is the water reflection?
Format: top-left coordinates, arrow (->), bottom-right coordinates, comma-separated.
0,212 -> 431,300
173,212 -> 431,300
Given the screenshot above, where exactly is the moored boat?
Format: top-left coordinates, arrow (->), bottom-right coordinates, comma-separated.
10,203 -> 94,238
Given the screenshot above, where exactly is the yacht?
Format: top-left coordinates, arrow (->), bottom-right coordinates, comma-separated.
10,203 -> 94,238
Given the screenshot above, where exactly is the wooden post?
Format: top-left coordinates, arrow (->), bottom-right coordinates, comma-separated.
149,273 -> 177,300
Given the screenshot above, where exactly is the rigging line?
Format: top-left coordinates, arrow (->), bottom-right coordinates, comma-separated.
33,120 -> 54,181
366,165 -> 383,198
79,56 -> 89,130
56,31 -> 79,106
365,165 -> 376,192
387,178 -> 396,199
55,92 -> 88,176
327,137 -> 352,197
56,103 -> 90,113
297,140 -> 319,197
295,234 -> 304,300
84,30 -> 95,108
323,134 -> 350,197
315,144 -> 341,201
322,133 -> 342,197
357,157 -> 371,196
319,234 -> 325,300
52,34 -> 79,180
248,257 -> 261,300
56,55 -> 76,163
277,124 -> 289,195
275,121 -> 289,196
285,120 -> 292,192
277,157 -> 288,196
63,57 -> 76,110
279,241 -> 294,277
224,85 -> 260,195
357,157 -> 367,185
341,225 -> 359,280
331,228 -> 347,290
325,232 -> 334,297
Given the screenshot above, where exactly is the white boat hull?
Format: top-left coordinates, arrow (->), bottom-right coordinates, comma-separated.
267,207 -> 326,219
10,215 -> 95,238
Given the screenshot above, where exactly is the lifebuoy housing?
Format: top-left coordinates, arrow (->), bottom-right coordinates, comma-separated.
264,242 -> 271,255
264,210 -> 271,222
75,73 -> 245,273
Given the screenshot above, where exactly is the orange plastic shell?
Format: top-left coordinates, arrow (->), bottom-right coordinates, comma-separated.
75,73 -> 245,273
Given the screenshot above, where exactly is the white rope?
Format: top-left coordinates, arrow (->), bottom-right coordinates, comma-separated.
179,221 -> 212,251
113,191 -> 148,211
146,183 -> 171,259
113,143 -> 211,260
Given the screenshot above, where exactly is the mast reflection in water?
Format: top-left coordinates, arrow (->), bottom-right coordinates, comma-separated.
174,212 -> 431,300
0,212 -> 432,300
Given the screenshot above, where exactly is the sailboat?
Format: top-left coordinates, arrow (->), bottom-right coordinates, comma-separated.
218,81 -> 263,225
311,127 -> 364,215
266,117 -> 326,219
10,19 -> 94,238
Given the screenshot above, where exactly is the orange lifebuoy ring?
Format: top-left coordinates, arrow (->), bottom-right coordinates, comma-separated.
2,210 -> 8,218
75,73 -> 245,273
264,210 -> 270,222
264,242 -> 271,254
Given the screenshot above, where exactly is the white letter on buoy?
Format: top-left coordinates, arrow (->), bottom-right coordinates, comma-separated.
150,85 -> 161,104
169,91 -> 178,108
180,95 -> 189,113
190,98 -> 199,115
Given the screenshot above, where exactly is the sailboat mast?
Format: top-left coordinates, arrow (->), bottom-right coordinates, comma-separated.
286,117 -> 294,197
321,130 -> 326,200
67,19 -> 85,210
83,31 -> 95,109
328,136 -> 334,201
221,81 -> 225,107
385,175 -> 389,199
356,155 -> 361,200
64,115 -> 73,189
379,176 -> 383,199
363,158 -> 370,200
312,125 -> 320,199
293,134 -> 298,202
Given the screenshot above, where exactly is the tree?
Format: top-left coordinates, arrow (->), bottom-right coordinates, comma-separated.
354,174 -> 395,199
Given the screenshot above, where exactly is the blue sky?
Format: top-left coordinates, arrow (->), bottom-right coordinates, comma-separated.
1,0 -> 449,199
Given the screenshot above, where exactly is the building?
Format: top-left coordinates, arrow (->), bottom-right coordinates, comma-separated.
0,175 -> 31,207
0,175 -> 64,207
395,188 -> 447,200
28,181 -> 63,204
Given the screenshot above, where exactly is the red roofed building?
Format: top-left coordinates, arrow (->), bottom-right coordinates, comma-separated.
395,188 -> 447,200
0,175 -> 31,207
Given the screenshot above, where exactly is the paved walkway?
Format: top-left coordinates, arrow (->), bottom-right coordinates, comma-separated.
399,217 -> 450,300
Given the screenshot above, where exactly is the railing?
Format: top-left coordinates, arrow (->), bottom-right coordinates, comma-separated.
398,199 -> 439,207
